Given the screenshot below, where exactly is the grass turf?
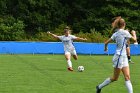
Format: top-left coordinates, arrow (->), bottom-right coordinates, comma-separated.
0,54 -> 139,93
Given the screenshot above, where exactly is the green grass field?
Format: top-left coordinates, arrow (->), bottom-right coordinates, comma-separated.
0,54 -> 139,93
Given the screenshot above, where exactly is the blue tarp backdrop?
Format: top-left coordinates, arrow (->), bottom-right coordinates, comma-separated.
0,42 -> 140,55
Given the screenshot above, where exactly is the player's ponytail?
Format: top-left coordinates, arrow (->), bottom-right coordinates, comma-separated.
112,17 -> 125,30
111,16 -> 121,32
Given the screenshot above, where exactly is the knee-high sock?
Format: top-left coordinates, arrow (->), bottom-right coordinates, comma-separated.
125,80 -> 133,93
67,60 -> 72,68
98,78 -> 112,89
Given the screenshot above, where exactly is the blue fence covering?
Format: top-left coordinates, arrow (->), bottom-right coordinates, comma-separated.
0,41 -> 140,55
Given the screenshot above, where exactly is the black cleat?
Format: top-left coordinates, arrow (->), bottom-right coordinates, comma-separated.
96,86 -> 101,93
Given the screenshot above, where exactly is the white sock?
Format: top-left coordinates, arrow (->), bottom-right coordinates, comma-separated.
98,78 -> 112,89
125,80 -> 133,93
67,60 -> 72,68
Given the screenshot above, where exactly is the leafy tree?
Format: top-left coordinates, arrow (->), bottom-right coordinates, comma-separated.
0,16 -> 25,40
0,0 -> 140,42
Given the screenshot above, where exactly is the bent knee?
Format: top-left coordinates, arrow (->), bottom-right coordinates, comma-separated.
124,75 -> 130,81
112,79 -> 118,81
74,57 -> 78,60
73,55 -> 78,60
111,77 -> 119,81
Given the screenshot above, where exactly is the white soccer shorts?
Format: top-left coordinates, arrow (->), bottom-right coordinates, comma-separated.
112,54 -> 129,69
65,49 -> 77,55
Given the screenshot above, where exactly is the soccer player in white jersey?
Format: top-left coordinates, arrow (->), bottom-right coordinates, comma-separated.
47,27 -> 87,71
126,29 -> 138,64
96,18 -> 137,93
111,16 -> 138,64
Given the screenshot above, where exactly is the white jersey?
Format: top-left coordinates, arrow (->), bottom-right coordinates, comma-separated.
111,29 -> 132,55
58,35 -> 77,51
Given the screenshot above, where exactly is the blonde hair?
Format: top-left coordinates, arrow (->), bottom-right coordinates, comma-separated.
111,16 -> 121,23
111,16 -> 121,32
64,29 -> 71,33
64,26 -> 72,34
112,17 -> 126,30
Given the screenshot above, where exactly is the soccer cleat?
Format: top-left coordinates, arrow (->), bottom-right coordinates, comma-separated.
68,67 -> 73,71
96,86 -> 101,93
129,60 -> 134,64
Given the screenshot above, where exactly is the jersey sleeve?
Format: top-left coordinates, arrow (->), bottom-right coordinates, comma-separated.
111,33 -> 116,41
70,35 -> 77,40
125,31 -> 132,39
57,36 -> 63,41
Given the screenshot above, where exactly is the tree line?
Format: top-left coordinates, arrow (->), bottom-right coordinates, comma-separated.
0,0 -> 140,42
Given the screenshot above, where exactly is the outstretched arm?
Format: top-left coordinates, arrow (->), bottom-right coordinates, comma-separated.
75,37 -> 87,41
47,31 -> 59,39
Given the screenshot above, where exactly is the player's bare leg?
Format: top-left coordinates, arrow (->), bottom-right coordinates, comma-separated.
96,68 -> 121,93
73,54 -> 78,60
111,68 -> 121,81
122,67 -> 133,93
65,53 -> 73,71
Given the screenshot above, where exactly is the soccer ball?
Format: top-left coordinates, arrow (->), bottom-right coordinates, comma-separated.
78,66 -> 84,72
